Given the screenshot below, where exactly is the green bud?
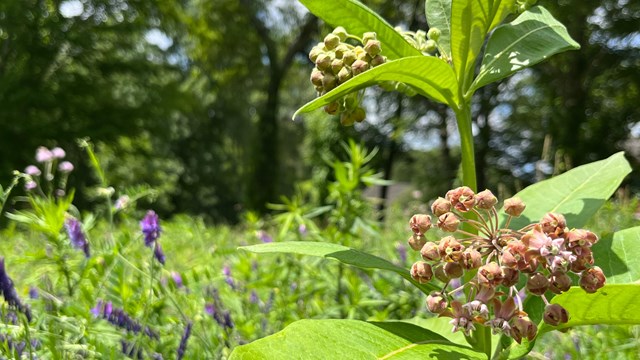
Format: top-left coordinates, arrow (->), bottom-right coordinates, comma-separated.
322,72 -> 337,91
351,59 -> 369,75
331,58 -> 344,74
343,94 -> 358,110
425,39 -> 437,53
416,30 -> 427,42
362,32 -> 377,45
427,27 -> 441,42
379,81 -> 396,91
337,66 -> 352,83
342,50 -> 356,66
370,54 -> 386,67
332,26 -> 348,42
324,101 -> 340,115
315,53 -> 333,72
340,112 -> 355,126
364,39 -> 381,56
314,85 -> 324,94
324,33 -> 341,50
308,46 -> 324,63
334,44 -> 349,59
310,68 -> 324,86
395,82 -> 417,97
352,107 -> 366,123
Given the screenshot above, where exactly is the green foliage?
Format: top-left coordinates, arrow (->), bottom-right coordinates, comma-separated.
425,0 -> 452,56
593,227 -> 640,284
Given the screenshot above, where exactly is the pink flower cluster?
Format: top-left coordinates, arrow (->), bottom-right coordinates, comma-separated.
407,187 -> 606,343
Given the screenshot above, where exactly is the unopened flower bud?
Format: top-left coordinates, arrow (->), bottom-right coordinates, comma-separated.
410,214 -> 432,235
426,291 -> 448,314
434,265 -> 449,282
24,165 -> 41,176
352,107 -> 366,123
315,53 -> 333,72
408,233 -> 427,251
25,180 -> 37,191
364,40 -> 381,56
362,32 -> 377,45
410,261 -> 433,284
540,212 -> 567,236
510,315 -> 537,344
475,189 -> 497,209
570,248 -> 594,272
431,197 -> 451,217
331,59 -> 344,74
526,272 -> 549,295
36,147 -> 53,163
324,101 -> 340,115
340,112 -> 355,126
332,26 -> 348,41
308,45 -> 324,63
437,212 -> 460,232
351,59 -> 369,75
549,271 -> 572,294
543,304 -> 569,326
501,266 -> 520,287
324,33 -> 341,50
322,73 -> 337,91
369,54 -> 386,67
427,27 -> 441,41
51,147 -> 66,159
444,261 -> 463,279
334,44 -> 350,59
437,236 -> 464,262
504,197 -> 526,217
579,266 -> 606,293
478,262 -> 503,287
310,68 -> 324,86
424,39 -> 437,53
58,161 -> 74,173
342,50 -> 356,65
337,67 -> 352,83
420,242 -> 440,261
460,248 -> 482,269
565,228 -> 598,248
445,186 -> 475,212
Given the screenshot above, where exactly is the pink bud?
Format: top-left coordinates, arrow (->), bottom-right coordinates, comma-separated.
460,248 -> 482,270
510,315 -> 537,344
426,292 -> 448,314
409,214 -> 432,235
579,266 -> 606,293
501,266 -> 520,287
407,234 -> 426,251
526,272 -> 549,296
543,304 -> 569,326
540,212 -> 566,236
437,236 -> 465,262
410,261 -> 433,284
478,262 -> 503,287
431,197 -> 451,217
420,242 -> 440,261
549,271 -> 572,294
475,189 -> 497,209
444,262 -> 463,279
445,186 -> 475,212
437,212 -> 460,232
504,197 -> 526,217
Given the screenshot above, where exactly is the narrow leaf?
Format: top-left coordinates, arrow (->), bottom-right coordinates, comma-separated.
293,56 -> 458,119
229,319 -> 486,360
501,152 -> 631,230
471,6 -> 580,92
240,241 -> 437,293
299,0 -> 421,59
425,0 -> 452,56
592,226 -> 640,284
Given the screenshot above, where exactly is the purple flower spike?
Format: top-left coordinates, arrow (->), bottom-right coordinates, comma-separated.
154,243 -> 166,265
257,230 -> 273,243
141,210 -> 161,246
35,147 -> 53,163
177,322 -> 192,360
64,217 -> 90,257
171,271 -> 183,288
51,147 -> 66,159
24,165 -> 41,176
0,258 -> 31,321
58,161 -> 74,173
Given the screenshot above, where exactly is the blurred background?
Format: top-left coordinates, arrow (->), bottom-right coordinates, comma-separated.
1,0 -> 639,223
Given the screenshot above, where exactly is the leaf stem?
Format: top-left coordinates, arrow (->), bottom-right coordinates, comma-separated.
454,103 -> 477,192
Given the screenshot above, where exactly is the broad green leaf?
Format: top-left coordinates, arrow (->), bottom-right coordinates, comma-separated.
299,0 -> 421,60
425,0 -> 452,57
229,319 -> 486,360
502,152 -> 631,230
470,6 -> 580,93
450,0 -> 515,91
592,226 -> 640,284
506,285 -> 640,358
293,56 -> 458,119
240,241 -> 437,293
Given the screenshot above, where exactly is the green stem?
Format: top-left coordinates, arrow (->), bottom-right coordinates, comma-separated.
454,103 -> 477,192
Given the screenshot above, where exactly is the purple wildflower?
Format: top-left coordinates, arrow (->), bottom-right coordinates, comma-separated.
154,243 -> 166,265
257,230 -> 273,243
35,147 -> 53,163
121,340 -> 143,360
0,258 -> 31,321
25,181 -> 37,191
223,265 -> 235,289
396,243 -> 407,263
64,217 -> 90,257
141,210 -> 161,246
114,195 -> 130,210
177,322 -> 192,360
298,224 -> 308,237
205,289 -> 234,330
58,161 -> 74,173
51,147 -> 66,159
24,165 -> 41,176
92,299 -> 158,339
29,287 -> 38,299
249,290 -> 259,304
171,271 -> 183,288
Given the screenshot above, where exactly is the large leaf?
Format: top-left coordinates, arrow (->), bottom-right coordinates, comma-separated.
470,6 -> 580,93
505,285 -> 640,358
450,0 -> 515,91
293,56 -> 458,119
240,241 -> 437,293
592,226 -> 640,284
299,0 -> 421,60
502,152 -> 631,230
229,319 -> 486,360
425,0 -> 452,57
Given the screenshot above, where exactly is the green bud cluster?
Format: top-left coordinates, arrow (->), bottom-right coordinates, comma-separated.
515,0 -> 537,14
395,26 -> 440,56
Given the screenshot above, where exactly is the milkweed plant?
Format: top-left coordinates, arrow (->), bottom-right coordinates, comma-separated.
231,0 -> 640,359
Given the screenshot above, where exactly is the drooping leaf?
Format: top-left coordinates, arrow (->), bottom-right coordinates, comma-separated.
450,0 -> 515,91
299,0 -> 421,60
470,6 -> 580,93
228,319 -> 486,360
506,285 -> 640,358
592,226 -> 640,284
293,56 -> 458,119
425,0 -> 452,57
501,152 -> 631,230
240,241 -> 437,293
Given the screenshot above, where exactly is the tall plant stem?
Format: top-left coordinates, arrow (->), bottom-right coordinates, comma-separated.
454,103 -> 477,192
